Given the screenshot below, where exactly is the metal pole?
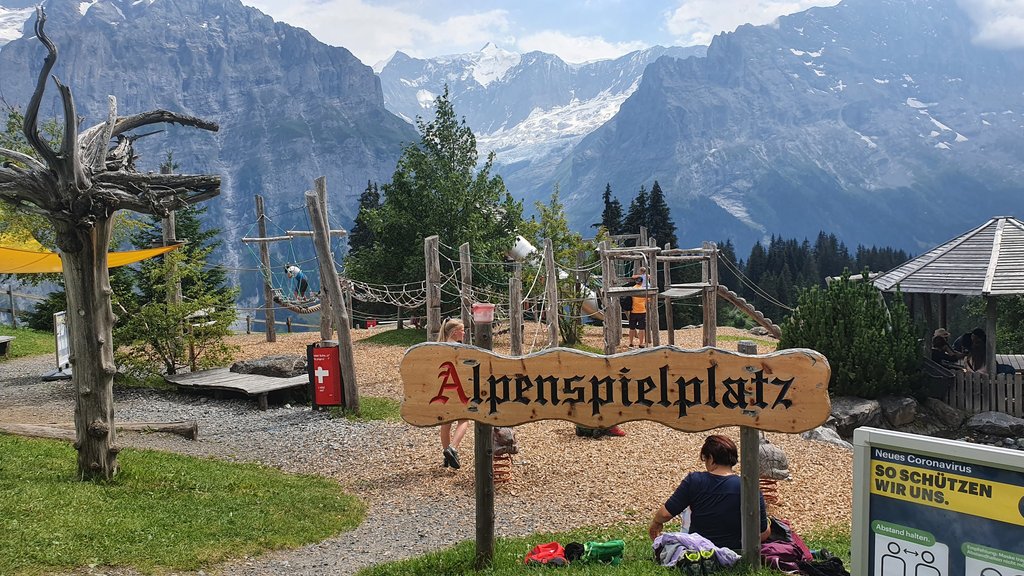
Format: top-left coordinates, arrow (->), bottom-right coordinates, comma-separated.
473,306 -> 494,570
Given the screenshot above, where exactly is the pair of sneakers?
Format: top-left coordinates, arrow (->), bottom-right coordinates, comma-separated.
442,446 -> 461,469
677,549 -> 719,575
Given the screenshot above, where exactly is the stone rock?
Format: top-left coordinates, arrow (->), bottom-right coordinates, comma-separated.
230,355 -> 307,378
879,396 -> 918,427
920,397 -> 966,429
748,326 -> 770,336
800,426 -> 853,450
965,412 -> 1024,437
830,396 -> 882,438
758,439 -> 791,480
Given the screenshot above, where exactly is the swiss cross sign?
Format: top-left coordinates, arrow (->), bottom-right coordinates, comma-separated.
309,343 -> 342,407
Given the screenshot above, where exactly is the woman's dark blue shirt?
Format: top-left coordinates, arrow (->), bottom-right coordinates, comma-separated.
664,471 -> 768,551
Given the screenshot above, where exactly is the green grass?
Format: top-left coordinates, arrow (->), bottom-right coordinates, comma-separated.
0,434 -> 365,575
716,334 -> 778,351
356,523 -> 850,576
569,342 -> 604,354
362,328 -> 427,347
0,325 -> 55,360
333,396 -> 402,422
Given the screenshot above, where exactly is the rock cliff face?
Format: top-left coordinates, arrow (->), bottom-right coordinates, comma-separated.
0,0 -> 416,302
377,44 -> 707,207
552,0 -> 1024,250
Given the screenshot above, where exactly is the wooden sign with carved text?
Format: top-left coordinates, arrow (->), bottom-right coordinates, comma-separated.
400,344 -> 831,433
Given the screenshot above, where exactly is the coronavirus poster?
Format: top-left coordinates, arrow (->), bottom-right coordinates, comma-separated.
853,428 -> 1024,576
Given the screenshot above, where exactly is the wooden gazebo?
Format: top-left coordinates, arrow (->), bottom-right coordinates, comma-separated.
873,216 -> 1024,415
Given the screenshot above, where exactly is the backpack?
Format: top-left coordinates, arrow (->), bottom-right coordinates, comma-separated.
524,542 -> 567,566
797,557 -> 852,576
620,295 -> 633,313
761,541 -> 808,572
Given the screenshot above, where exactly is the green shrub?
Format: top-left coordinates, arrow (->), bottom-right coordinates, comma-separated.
779,270 -> 920,398
23,289 -> 66,331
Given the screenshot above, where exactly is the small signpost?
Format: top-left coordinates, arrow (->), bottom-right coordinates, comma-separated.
852,428 -> 1024,575
401,340 -> 831,567
41,311 -> 72,381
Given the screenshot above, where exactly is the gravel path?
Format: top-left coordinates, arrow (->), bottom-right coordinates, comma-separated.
0,327 -> 854,576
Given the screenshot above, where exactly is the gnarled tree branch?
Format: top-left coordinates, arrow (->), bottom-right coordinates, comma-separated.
23,8 -> 60,175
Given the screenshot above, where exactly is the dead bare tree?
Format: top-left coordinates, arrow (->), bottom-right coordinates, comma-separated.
0,9 -> 220,480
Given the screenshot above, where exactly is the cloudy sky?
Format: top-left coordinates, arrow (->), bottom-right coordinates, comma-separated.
241,0 -> 1024,67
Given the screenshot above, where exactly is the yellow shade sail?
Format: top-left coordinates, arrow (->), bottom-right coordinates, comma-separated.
0,244 -> 180,274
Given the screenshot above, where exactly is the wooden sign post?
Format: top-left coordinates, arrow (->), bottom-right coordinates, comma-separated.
400,344 -> 831,566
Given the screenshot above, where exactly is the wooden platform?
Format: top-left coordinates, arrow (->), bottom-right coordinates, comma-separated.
165,368 -> 308,410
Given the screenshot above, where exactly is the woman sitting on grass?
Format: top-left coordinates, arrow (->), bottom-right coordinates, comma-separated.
649,434 -> 770,551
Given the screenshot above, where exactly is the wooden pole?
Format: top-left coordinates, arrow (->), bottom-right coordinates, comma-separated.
459,243 -> 473,344
663,242 -> 674,345
740,425 -> 761,568
425,236 -> 441,342
738,338 -> 760,563
600,241 -> 617,352
986,296 -> 997,375
510,262 -> 523,356
6,286 -> 16,329
314,177 -> 334,340
702,241 -> 718,347
255,195 -> 276,342
305,191 -> 359,413
543,238 -> 559,347
647,242 -> 660,347
939,294 -> 948,329
473,315 -> 495,570
161,163 -> 182,308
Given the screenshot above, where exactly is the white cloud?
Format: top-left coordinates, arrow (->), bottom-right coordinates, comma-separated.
664,0 -> 840,46
516,30 -> 649,63
243,1 -> 512,65
957,0 -> 1024,49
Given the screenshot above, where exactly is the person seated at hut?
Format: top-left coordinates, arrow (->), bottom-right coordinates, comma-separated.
965,328 -> 1016,375
931,328 -> 965,368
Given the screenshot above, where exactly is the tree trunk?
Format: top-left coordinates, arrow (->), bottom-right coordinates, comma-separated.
59,217 -> 119,480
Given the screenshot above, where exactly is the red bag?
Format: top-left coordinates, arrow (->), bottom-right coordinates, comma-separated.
525,542 -> 567,566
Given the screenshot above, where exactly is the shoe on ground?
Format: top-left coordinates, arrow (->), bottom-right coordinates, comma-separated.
604,425 -> 626,437
444,446 -> 461,469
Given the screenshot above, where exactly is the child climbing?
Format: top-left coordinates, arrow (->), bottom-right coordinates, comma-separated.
285,264 -> 309,300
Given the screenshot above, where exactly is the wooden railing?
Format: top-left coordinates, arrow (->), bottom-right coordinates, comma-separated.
945,371 -> 1024,417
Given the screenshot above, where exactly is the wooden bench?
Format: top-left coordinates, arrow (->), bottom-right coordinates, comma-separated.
0,335 -> 13,357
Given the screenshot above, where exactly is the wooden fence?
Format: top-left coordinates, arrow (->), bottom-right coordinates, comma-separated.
945,371 -> 1024,418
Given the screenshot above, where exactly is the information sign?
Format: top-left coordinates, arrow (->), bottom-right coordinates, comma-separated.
853,428 -> 1024,576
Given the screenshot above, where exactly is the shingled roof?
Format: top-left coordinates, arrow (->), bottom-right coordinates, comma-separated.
873,216 -> 1024,296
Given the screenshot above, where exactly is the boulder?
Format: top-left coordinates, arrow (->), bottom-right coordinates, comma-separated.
879,396 -> 918,427
748,326 -> 770,336
830,396 -> 882,438
965,412 -> 1024,437
230,355 -> 307,378
800,426 -> 853,450
920,397 -> 966,429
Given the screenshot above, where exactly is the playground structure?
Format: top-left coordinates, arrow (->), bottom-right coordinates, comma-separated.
238,220 -> 782,356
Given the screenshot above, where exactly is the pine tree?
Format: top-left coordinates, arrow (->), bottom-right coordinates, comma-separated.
347,180 -> 380,255
345,86 -> 523,286
114,153 -> 237,376
646,180 -> 678,248
597,183 -> 623,235
622,185 -> 649,245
